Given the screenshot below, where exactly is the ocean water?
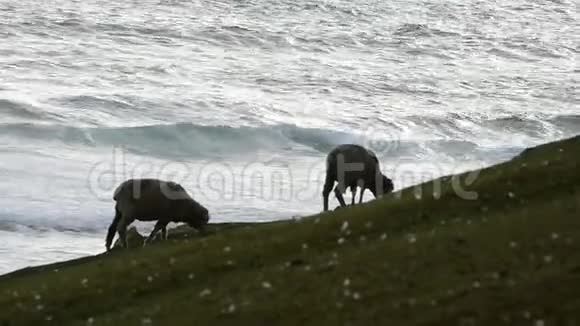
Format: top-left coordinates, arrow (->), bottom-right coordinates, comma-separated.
0,0 -> 577,275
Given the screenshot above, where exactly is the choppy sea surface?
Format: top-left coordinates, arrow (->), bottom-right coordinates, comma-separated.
0,0 -> 577,274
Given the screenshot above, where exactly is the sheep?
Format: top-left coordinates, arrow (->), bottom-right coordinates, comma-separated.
105,178 -> 209,251
322,144 -> 394,211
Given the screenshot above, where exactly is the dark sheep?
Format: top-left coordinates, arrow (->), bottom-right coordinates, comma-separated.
105,178 -> 209,251
322,144 -> 394,211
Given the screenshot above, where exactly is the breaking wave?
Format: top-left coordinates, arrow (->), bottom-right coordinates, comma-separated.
0,122 -> 399,158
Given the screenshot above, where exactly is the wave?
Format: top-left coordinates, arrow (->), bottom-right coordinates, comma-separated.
51,95 -> 137,112
404,112 -> 579,141
393,24 -> 460,38
0,98 -> 71,125
549,114 -> 580,133
3,108 -> 575,162
0,120 -> 491,160
0,122 -> 379,158
0,99 -> 47,121
483,114 -> 580,139
482,115 -> 551,138
0,212 -> 106,234
5,111 -> 572,160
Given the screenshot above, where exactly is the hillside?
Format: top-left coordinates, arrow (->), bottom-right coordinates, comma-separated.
0,135 -> 579,326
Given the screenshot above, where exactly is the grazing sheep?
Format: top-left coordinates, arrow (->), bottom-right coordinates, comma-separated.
322,144 -> 394,211
105,178 -> 209,251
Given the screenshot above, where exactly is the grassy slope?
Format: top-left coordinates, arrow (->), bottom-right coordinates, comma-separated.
0,135 -> 579,326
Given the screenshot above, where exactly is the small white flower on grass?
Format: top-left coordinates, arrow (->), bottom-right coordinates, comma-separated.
36,304 -> 44,311
341,221 -> 349,233
81,278 -> 89,287
380,233 -> 387,240
226,260 -> 235,266
551,233 -> 559,240
408,298 -> 416,306
542,160 -> 549,166
365,221 -> 373,229
534,320 -> 545,326
261,282 -> 272,289
34,294 -> 41,301
304,265 -> 312,271
352,292 -> 361,300
343,278 -> 350,287
169,257 -> 176,265
509,241 -> 518,248
188,273 -> 195,280
522,311 -> 531,319
223,246 -> 231,253
337,237 -> 345,245
147,276 -> 154,282
430,300 -> 437,306
472,281 -> 481,289
543,255 -> 553,263
507,192 -> 515,198
45,315 -> 53,321
87,317 -> 94,325
359,235 -> 367,242
227,304 -> 236,313
12,291 -> 18,298
141,317 -> 152,325
302,243 -> 309,250
199,289 -> 212,297
407,234 -> 417,244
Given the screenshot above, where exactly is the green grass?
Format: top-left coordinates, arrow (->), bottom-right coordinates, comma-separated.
1,135 -> 579,326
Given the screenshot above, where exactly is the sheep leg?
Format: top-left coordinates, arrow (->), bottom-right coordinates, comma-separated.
322,178 -> 335,212
334,185 -> 347,208
359,188 -> 365,204
351,187 -> 356,205
105,206 -> 122,251
144,220 -> 168,246
117,215 -> 135,249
